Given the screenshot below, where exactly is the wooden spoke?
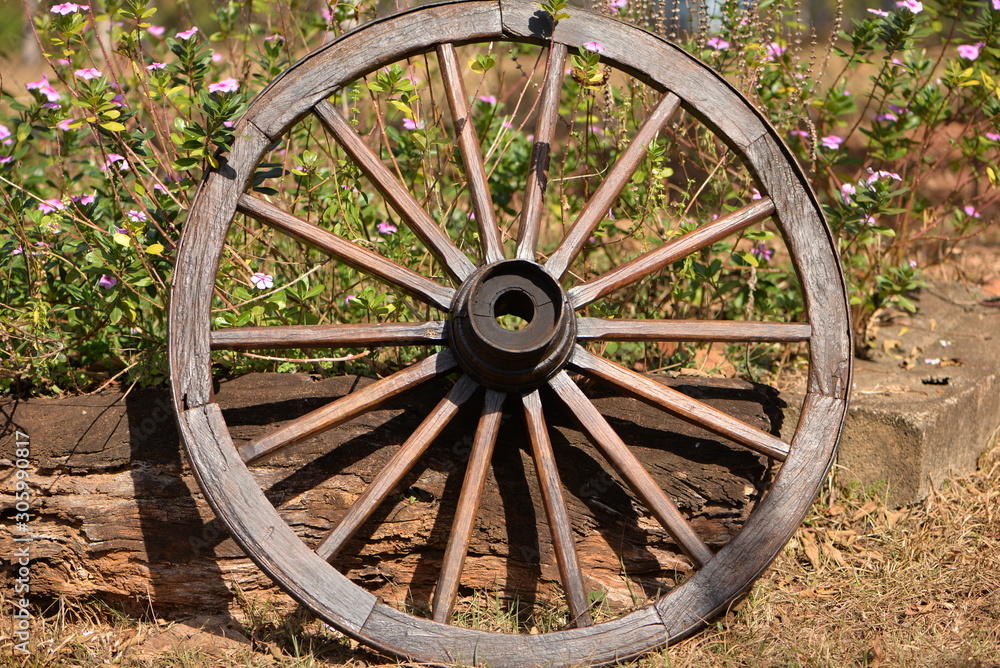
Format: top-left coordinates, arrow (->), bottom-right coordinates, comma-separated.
545,93 -> 682,279
239,350 -> 458,464
313,100 -> 477,282
315,375 -> 480,561
211,321 -> 447,350
431,389 -> 505,624
548,371 -> 713,568
568,197 -> 777,308
437,43 -> 505,265
570,347 -> 790,461
522,389 -> 593,628
516,42 -> 569,262
237,194 -> 455,311
576,318 -> 811,343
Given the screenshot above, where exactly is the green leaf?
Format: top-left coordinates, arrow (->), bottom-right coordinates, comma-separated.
100,121 -> 126,132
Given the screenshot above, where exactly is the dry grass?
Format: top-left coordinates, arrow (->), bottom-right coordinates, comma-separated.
3,438 -> 998,668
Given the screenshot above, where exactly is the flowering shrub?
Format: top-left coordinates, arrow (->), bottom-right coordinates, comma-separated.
0,0 -> 996,394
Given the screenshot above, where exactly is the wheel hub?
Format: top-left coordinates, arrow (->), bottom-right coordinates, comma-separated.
449,259 -> 576,391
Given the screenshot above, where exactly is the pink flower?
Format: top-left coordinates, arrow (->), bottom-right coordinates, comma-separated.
250,272 -> 273,289
867,8 -> 890,16
73,193 -> 96,205
582,41 -> 605,54
98,274 -> 118,289
963,206 -> 981,218
146,62 -> 165,71
147,25 -> 165,36
478,95 -> 497,104
707,36 -> 730,50
751,243 -> 774,262
211,52 -> 224,63
0,156 -> 12,165
820,135 -> 843,150
56,118 -> 76,131
376,221 -> 398,235
875,111 -> 898,122
265,34 -> 285,41
175,27 -> 199,40
608,0 -> 627,12
896,0 -> 922,12
51,3 -> 89,14
27,74 -> 61,102
402,118 -> 423,130
909,260 -> 918,268
39,199 -> 66,213
0,124 -> 10,141
208,77 -> 240,93
74,68 -> 102,80
764,42 -> 786,61
105,153 -> 128,170
750,188 -> 762,200
866,168 -> 901,183
126,210 -> 147,222
986,132 -> 1000,142
841,182 -> 856,202
994,0 -> 1000,10
957,43 -> 984,60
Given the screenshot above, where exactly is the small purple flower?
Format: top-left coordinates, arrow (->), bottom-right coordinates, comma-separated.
909,260 -> 918,268
147,25 -> 165,36
957,43 -> 984,60
608,0 -> 627,11
265,34 -> 285,41
896,0 -> 922,12
582,41 -> 606,54
963,205 -> 981,218
250,272 -> 273,289
0,124 -> 10,142
986,132 -> 1000,142
39,199 -> 66,213
56,118 -> 76,131
105,153 -> 128,170
402,118 -> 423,130
478,95 -> 498,104
126,210 -> 148,222
176,26 -> 199,40
750,188 -> 762,200
345,294 -> 357,306
98,274 -> 118,289
866,168 -> 901,184
211,52 -> 224,63
764,42 -> 786,61
707,36 -> 730,50
867,8 -> 890,16
73,193 -> 96,205
994,0 -> 1000,10
51,3 -> 89,14
841,183 -> 856,202
0,156 -> 12,165
74,68 -> 102,80
820,135 -> 843,150
27,74 -> 61,102
146,62 -> 166,71
377,221 -> 398,235
208,77 -> 240,93
875,111 -> 898,122
751,243 -> 774,262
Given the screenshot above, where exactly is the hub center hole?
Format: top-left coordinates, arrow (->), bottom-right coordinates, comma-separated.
494,290 -> 535,332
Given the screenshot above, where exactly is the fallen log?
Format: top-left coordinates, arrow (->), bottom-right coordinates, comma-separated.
0,372 -> 783,617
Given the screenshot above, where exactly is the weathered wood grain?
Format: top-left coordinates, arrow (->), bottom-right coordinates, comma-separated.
237,194 -> 456,311
576,318 -> 812,343
239,350 -> 458,463
438,42 -> 506,265
545,93 -> 681,279
313,101 -> 476,283
568,198 -> 776,308
516,42 -> 567,262
523,389 -> 594,627
210,321 -> 448,351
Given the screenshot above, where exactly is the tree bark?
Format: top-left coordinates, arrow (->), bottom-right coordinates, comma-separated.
0,372 -> 783,617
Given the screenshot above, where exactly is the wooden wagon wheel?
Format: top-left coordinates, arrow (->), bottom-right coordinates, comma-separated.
169,1 -> 851,665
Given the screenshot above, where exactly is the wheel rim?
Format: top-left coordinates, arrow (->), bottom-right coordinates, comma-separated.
169,2 -> 852,665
